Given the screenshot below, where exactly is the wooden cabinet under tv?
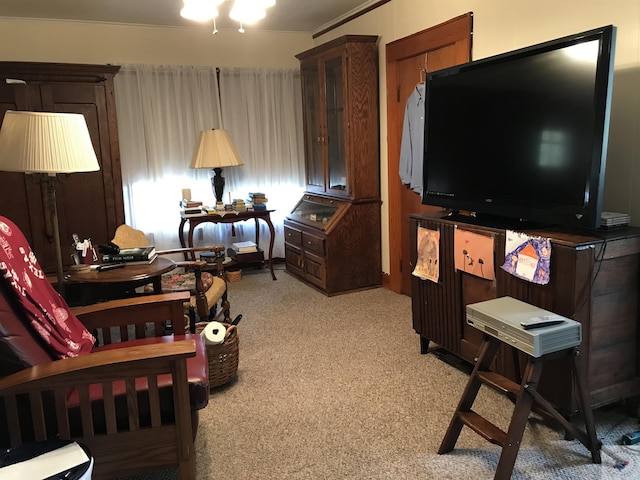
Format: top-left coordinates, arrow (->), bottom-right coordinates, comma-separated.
410,211 -> 640,416
284,194 -> 380,295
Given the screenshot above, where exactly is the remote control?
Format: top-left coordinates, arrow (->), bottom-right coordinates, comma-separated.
520,316 -> 565,330
97,262 -> 126,271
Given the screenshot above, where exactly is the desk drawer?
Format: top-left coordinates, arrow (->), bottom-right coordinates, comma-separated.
302,232 -> 325,256
284,226 -> 302,247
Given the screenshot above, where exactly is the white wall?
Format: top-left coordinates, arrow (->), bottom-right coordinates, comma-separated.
0,18 -> 312,67
317,0 -> 640,273
2,1 -> 639,275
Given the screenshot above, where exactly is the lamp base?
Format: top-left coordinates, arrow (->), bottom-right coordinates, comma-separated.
211,167 -> 225,203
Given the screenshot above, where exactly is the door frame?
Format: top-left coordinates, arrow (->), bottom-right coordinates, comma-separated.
385,13 -> 473,294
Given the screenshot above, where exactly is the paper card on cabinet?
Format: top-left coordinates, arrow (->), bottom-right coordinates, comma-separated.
454,228 -> 495,280
501,230 -> 551,285
413,226 -> 439,283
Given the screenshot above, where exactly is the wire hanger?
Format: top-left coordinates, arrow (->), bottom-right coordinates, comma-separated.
419,52 -> 428,84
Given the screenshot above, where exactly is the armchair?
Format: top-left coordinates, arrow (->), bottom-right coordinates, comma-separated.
0,216 -> 209,480
111,224 -> 231,330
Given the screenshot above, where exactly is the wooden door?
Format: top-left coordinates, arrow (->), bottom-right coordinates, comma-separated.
386,13 -> 473,295
0,63 -> 124,274
0,84 -> 44,248
41,83 -> 123,265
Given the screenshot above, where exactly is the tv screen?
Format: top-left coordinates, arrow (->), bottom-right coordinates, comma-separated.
422,25 -> 616,230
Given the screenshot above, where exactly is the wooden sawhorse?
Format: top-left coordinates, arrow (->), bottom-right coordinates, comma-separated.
438,335 -> 601,479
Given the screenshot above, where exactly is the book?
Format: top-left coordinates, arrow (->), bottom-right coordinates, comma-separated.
115,253 -> 158,265
180,208 -> 207,218
180,200 -> 203,208
228,247 -> 264,263
181,206 -> 204,214
232,241 -> 258,253
102,246 -> 156,263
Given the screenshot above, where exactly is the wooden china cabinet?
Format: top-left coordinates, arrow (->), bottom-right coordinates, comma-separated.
0,62 -> 124,275
285,35 -> 381,295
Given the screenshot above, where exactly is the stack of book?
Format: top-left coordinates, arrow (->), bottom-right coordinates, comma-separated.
228,241 -> 264,265
101,246 -> 158,265
232,199 -> 247,212
232,241 -> 258,253
600,211 -> 631,228
180,200 -> 206,217
248,192 -> 268,211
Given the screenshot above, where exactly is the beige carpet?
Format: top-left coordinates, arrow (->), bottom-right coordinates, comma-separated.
124,265 -> 640,479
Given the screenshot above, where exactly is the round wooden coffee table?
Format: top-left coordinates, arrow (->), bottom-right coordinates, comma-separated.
65,257 -> 176,305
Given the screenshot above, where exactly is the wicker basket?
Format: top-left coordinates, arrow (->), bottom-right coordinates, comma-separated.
195,322 -> 239,388
227,269 -> 242,282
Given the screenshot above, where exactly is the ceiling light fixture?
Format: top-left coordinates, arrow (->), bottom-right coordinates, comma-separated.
180,0 -> 275,34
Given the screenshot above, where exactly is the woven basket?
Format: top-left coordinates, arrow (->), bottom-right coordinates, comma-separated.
195,322 -> 239,388
227,270 -> 242,282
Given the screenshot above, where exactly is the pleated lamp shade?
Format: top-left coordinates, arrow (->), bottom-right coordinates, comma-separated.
0,111 -> 99,173
189,129 -> 244,169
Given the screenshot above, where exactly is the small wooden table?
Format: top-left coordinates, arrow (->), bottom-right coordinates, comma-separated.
179,210 -> 277,280
65,257 -> 176,305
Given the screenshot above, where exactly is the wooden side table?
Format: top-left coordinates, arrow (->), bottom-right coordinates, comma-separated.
65,257 -> 176,305
179,210 -> 277,280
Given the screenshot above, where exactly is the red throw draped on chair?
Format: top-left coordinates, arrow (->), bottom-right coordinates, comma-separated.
0,216 -> 94,358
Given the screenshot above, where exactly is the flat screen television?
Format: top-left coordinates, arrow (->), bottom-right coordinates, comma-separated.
422,25 -> 617,230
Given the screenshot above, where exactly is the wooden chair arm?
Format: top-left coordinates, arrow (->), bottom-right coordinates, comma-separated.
172,260 -> 208,269
157,245 -> 224,255
157,245 -> 224,261
71,292 -> 190,339
0,340 -> 196,393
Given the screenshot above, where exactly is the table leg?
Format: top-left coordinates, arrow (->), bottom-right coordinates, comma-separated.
254,218 -> 260,246
178,218 -> 187,248
152,276 -> 163,294
261,214 -> 277,281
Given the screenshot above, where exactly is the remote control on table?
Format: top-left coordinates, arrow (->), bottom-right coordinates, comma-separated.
97,262 -> 126,271
520,315 -> 565,330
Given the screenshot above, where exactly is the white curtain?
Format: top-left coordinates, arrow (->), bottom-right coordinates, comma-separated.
114,64 -> 305,258
218,67 -> 305,258
114,64 -> 223,248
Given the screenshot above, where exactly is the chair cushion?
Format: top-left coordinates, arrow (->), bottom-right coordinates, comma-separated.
189,276 -> 226,309
0,216 -> 95,360
70,334 -> 210,411
161,271 -> 214,295
62,334 -> 209,437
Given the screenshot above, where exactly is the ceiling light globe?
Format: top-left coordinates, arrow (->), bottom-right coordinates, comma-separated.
180,0 -> 221,21
229,0 -> 266,25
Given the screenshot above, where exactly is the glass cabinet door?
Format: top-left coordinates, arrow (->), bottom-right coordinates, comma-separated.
324,55 -> 346,194
301,63 -> 324,190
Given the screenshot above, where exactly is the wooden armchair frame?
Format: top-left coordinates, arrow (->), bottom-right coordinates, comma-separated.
112,224 -> 230,329
157,244 -> 231,327
0,291 -> 206,480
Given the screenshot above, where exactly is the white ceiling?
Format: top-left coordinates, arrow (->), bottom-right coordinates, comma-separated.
0,0 -> 375,33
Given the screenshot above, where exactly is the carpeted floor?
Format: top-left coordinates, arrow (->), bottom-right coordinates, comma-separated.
122,265 -> 640,479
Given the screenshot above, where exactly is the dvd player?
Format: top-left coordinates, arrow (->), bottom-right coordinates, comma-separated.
466,296 -> 581,357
